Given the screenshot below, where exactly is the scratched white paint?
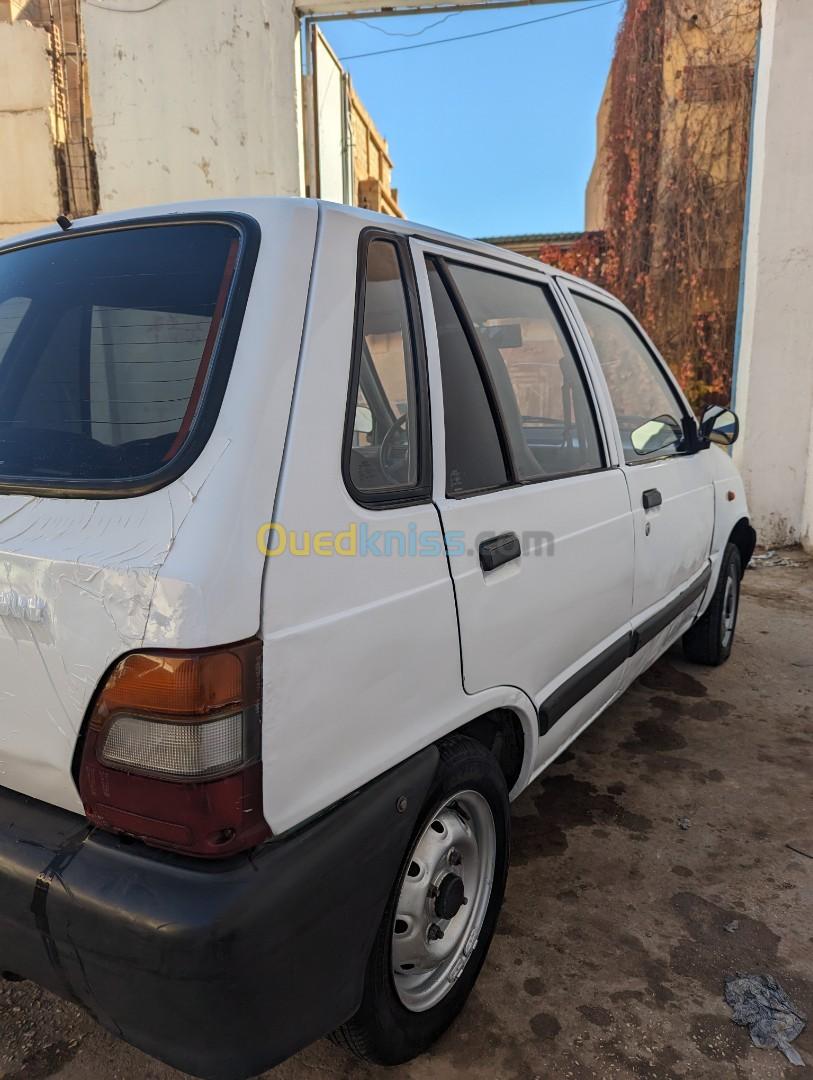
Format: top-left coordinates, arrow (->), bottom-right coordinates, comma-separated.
734,0 -> 813,551
81,0 -> 303,212
0,199 -> 318,813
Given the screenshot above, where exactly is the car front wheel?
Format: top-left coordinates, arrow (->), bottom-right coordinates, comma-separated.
683,542 -> 742,665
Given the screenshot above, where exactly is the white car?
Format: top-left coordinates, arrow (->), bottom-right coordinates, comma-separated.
0,199 -> 754,1078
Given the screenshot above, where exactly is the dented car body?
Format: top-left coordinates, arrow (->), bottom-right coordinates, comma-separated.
0,199 -> 754,1078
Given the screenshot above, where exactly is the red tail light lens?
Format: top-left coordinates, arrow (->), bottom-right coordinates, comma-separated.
79,639 -> 270,858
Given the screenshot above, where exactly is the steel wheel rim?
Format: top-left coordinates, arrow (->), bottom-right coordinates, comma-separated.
721,565 -> 739,648
391,789 -> 496,1013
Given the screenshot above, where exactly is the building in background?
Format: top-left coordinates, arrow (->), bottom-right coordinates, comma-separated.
0,1 -> 96,238
350,87 -> 402,217
487,0 -> 813,551
543,0 -> 760,407
2,0 -> 812,551
0,0 -> 400,242
303,27 -> 402,216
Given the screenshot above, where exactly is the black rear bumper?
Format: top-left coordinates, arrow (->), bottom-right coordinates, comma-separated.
0,747 -> 438,1079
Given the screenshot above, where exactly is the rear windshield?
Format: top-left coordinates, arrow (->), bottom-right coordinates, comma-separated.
0,220 -> 248,494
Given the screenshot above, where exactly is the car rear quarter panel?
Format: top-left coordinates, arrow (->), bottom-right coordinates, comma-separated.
259,209 -> 467,835
0,201 -> 317,814
143,200 -> 319,649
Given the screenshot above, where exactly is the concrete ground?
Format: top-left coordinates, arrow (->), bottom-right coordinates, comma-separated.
0,555 -> 811,1080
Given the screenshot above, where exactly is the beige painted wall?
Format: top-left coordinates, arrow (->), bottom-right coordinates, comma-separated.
733,0 -> 813,550
81,0 -> 303,212
0,18 -> 58,238
585,70 -> 611,231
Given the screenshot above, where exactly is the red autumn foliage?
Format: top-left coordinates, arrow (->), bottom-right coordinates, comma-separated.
539,0 -> 758,411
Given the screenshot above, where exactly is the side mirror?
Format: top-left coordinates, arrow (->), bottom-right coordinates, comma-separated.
699,405 -> 739,447
630,414 -> 682,456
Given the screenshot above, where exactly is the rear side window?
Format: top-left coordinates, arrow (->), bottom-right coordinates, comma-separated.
346,237 -> 425,502
426,259 -> 508,497
0,220 -> 254,494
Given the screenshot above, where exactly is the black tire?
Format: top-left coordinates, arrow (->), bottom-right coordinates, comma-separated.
332,735 -> 510,1066
682,542 -> 742,665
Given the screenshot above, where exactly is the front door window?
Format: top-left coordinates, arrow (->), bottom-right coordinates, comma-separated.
572,294 -> 686,464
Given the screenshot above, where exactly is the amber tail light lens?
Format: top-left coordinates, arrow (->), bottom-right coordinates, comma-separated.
78,639 -> 271,859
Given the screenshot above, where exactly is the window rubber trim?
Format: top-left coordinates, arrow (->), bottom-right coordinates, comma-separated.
442,464 -> 615,502
342,227 -> 433,511
0,212 -> 261,500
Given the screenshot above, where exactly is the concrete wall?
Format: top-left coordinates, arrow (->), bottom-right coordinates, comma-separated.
733,0 -> 813,550
81,0 -> 302,212
0,18 -> 59,239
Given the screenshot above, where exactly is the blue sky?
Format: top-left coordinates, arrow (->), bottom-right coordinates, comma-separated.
321,0 -> 623,239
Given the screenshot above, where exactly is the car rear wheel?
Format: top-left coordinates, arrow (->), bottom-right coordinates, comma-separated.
682,542 -> 742,665
332,735 -> 510,1065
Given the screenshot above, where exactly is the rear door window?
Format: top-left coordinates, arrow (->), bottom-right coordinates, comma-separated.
0,220 -> 253,493
447,263 -> 605,482
426,258 -> 509,497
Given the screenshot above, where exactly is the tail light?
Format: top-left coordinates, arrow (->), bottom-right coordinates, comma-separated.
78,639 -> 270,858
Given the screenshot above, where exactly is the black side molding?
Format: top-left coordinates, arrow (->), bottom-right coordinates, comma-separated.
538,632 -> 633,735
537,563 -> 713,735
479,532 -> 521,572
631,563 -> 712,652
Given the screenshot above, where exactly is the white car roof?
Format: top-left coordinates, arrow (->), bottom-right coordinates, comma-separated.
0,195 -> 614,303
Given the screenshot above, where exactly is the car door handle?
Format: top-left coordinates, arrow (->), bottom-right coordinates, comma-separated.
479,532 -> 521,572
642,488 -> 662,511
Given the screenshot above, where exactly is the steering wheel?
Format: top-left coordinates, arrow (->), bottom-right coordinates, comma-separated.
379,412 -> 410,487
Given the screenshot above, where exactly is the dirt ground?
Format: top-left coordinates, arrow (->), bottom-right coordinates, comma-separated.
0,554 -> 811,1080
